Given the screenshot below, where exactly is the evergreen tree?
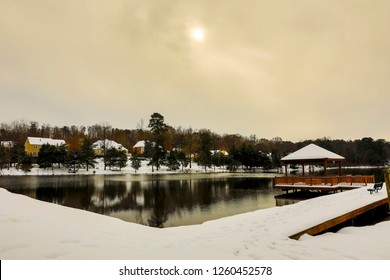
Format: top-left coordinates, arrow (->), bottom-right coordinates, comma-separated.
166,150 -> 180,171
130,152 -> 142,173
177,150 -> 189,171
104,148 -> 117,170
227,145 -> 241,172
20,155 -> 32,174
37,144 -> 68,170
65,151 -> 80,173
54,144 -> 68,168
0,145 -> 8,170
147,113 -> 168,171
11,142 -> 25,168
197,130 -> 212,171
211,151 -> 228,170
37,144 -> 55,169
104,148 -> 128,170
115,149 -> 128,171
79,138 -> 96,171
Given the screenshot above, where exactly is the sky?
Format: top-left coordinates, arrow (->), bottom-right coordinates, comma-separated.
1,0 -> 389,142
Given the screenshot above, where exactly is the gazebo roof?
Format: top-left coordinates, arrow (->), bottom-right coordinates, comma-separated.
281,143 -> 345,163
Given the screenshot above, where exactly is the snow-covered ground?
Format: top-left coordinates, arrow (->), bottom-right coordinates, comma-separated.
1,176 -> 389,259
0,159 -> 227,176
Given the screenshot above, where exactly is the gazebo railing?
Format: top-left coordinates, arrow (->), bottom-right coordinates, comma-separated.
274,175 -> 375,186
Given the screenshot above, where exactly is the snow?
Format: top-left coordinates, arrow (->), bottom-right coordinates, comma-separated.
92,139 -> 128,151
26,137 -> 66,146
281,143 -> 345,161
1,171 -> 389,259
133,140 -> 145,148
0,158 -> 207,176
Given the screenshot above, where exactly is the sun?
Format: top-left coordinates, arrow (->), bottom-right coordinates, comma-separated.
191,28 -> 205,42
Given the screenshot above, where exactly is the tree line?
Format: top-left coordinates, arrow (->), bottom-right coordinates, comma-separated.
1,115 -> 389,173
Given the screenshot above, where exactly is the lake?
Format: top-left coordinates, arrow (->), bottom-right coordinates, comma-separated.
0,173 -> 283,228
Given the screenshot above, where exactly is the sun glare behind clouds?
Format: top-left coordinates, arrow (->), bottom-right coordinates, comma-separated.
191,28 -> 205,42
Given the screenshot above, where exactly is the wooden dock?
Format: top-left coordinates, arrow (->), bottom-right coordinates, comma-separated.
274,175 -> 375,193
274,177 -> 389,240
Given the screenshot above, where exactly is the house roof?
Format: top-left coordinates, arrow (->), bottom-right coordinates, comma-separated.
27,137 -> 65,146
281,143 -> 345,162
92,139 -> 128,151
1,141 -> 15,147
133,140 -> 145,148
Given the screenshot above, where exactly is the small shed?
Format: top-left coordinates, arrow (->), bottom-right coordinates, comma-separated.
133,140 -> 146,155
281,143 -> 345,176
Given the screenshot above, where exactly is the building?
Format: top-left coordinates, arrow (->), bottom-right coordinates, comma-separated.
210,150 -> 229,156
25,137 -> 66,157
92,139 -> 129,156
280,143 -> 345,176
133,140 -> 146,155
0,141 -> 16,148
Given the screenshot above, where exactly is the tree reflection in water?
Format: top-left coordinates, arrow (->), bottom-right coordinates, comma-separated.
0,174 -> 280,228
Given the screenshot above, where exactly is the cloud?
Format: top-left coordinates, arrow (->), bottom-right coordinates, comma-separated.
1,0 -> 389,140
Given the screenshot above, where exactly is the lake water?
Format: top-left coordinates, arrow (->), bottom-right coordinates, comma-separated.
0,173 -> 283,228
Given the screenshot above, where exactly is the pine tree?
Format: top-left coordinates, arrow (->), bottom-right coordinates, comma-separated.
147,113 -> 168,171
79,138 -> 96,171
130,152 -> 142,173
115,149 -> 128,171
37,144 -> 54,169
197,130 -> 212,171
20,155 -> 32,174
166,150 -> 180,171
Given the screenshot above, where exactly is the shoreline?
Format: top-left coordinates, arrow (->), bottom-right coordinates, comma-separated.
0,159 -> 282,178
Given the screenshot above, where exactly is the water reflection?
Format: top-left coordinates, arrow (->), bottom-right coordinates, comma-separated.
0,174 -> 281,228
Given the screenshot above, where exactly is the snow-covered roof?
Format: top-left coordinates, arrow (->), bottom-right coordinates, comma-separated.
211,150 -> 229,156
0,141 -> 15,147
92,139 -> 128,151
27,137 -> 65,146
281,143 -> 345,162
133,140 -> 145,148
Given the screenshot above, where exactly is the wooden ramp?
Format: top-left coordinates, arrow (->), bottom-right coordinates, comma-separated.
289,197 -> 389,240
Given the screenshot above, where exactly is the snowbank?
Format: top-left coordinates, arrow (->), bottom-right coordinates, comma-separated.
1,184 -> 390,260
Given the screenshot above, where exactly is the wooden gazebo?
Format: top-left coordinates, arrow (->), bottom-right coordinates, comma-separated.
281,143 -> 345,176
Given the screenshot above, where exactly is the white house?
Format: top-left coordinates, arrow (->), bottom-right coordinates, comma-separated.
92,139 -> 129,156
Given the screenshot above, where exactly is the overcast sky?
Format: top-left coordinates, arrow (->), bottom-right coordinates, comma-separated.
1,0 -> 389,142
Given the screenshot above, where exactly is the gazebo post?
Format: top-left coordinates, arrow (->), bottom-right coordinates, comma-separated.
338,161 -> 342,176
323,160 -> 328,176
302,163 -> 305,176
285,163 -> 288,176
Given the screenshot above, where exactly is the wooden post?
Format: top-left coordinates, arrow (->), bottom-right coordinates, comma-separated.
338,161 -> 342,176
323,160 -> 327,176
384,168 -> 390,210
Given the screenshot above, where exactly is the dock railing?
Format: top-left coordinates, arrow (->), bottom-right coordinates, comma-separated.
384,168 -> 390,209
274,175 -> 375,186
